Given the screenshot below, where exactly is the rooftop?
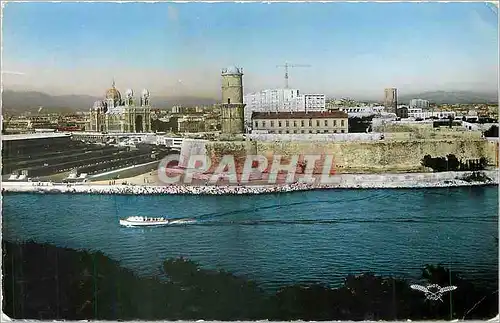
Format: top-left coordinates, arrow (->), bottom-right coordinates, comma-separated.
252,111 -> 348,120
2,132 -> 72,141
222,66 -> 243,75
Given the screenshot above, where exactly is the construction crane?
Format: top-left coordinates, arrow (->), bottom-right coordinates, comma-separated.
276,63 -> 311,89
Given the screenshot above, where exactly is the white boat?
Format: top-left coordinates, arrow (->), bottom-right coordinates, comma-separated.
119,216 -> 171,227
119,216 -> 197,227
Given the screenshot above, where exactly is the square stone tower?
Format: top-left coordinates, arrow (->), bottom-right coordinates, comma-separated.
384,88 -> 398,114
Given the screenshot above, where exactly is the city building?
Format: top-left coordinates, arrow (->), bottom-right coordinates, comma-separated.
177,116 -> 206,133
219,66 -> 245,134
409,99 -> 430,109
338,106 -> 385,116
300,94 -> 326,111
384,88 -> 398,114
171,106 -> 183,114
1,132 -> 170,180
407,108 -> 456,120
88,81 -> 152,133
244,89 -> 326,124
171,106 -> 205,114
251,111 -> 348,134
396,105 -> 409,119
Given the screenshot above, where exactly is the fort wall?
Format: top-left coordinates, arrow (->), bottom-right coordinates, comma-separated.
201,139 -> 497,173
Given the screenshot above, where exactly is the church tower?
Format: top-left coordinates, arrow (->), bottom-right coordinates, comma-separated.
220,66 -> 245,134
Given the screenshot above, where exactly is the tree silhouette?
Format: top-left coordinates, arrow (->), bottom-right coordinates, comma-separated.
483,125 -> 498,138
421,155 -> 487,172
2,240 -> 498,321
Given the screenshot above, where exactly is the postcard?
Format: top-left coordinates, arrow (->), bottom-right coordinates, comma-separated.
1,1 -> 498,321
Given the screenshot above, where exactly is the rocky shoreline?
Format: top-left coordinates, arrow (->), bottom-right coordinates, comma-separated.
2,171 -> 498,196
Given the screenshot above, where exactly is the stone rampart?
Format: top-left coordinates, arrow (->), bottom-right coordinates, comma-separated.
202,139 -> 495,173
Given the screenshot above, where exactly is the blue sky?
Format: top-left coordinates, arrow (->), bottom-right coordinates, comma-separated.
2,2 -> 498,99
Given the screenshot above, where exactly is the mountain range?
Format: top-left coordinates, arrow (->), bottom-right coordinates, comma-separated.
1,89 -> 497,115
1,90 -> 219,115
397,91 -> 498,105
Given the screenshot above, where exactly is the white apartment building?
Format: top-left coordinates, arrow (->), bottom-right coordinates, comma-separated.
300,94 -> 326,111
409,99 -> 430,109
338,106 -> 385,114
408,108 -> 455,119
243,88 -> 326,124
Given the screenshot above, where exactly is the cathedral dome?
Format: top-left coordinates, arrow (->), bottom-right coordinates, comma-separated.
105,81 -> 122,102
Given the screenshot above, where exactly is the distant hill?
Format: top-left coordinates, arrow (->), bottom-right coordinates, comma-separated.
1,90 -> 98,115
3,89 -> 496,115
398,91 -> 498,105
1,90 -> 219,115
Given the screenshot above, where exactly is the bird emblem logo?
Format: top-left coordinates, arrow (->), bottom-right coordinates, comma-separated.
410,284 -> 457,302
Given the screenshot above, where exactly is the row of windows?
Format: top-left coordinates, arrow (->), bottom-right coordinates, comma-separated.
254,119 -> 346,128
341,108 -> 372,113
268,129 -> 345,134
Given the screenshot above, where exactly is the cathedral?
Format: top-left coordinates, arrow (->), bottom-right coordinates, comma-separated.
88,81 -> 152,133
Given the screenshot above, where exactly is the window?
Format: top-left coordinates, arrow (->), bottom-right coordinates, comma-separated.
262,121 -> 266,127
301,130 -> 305,133
309,130 -> 313,133
294,121 -> 297,127
286,121 -> 289,127
341,120 -> 345,127
324,130 -> 329,133
308,120 -> 312,126
271,121 -> 274,127
324,120 -> 328,126
334,120 -> 337,126
334,130 -> 337,133
254,121 -> 258,128
294,130 -> 297,133
316,120 -> 320,127
286,130 -> 289,134
301,120 -> 305,127
341,130 -> 345,133
278,130 -> 282,134
278,121 -> 282,127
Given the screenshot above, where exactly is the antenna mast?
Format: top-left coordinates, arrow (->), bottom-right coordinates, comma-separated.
276,62 -> 311,88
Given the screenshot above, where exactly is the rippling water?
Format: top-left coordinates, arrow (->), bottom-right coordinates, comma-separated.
2,187 -> 498,290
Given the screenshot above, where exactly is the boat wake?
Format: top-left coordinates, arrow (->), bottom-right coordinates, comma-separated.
168,219 -> 197,225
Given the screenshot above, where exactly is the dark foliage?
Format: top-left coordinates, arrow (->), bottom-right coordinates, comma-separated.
433,120 -> 461,128
421,154 -> 488,172
466,118 -> 498,124
2,240 -> 498,320
348,116 -> 373,133
460,172 -> 493,183
484,125 -> 499,138
151,119 -> 174,133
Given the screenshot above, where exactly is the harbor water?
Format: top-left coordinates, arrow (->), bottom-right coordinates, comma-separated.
2,186 -> 498,290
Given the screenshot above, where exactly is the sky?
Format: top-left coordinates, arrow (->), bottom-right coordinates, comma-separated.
2,1 -> 498,100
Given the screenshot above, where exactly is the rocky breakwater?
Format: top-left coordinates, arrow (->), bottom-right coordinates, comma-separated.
2,171 -> 498,196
